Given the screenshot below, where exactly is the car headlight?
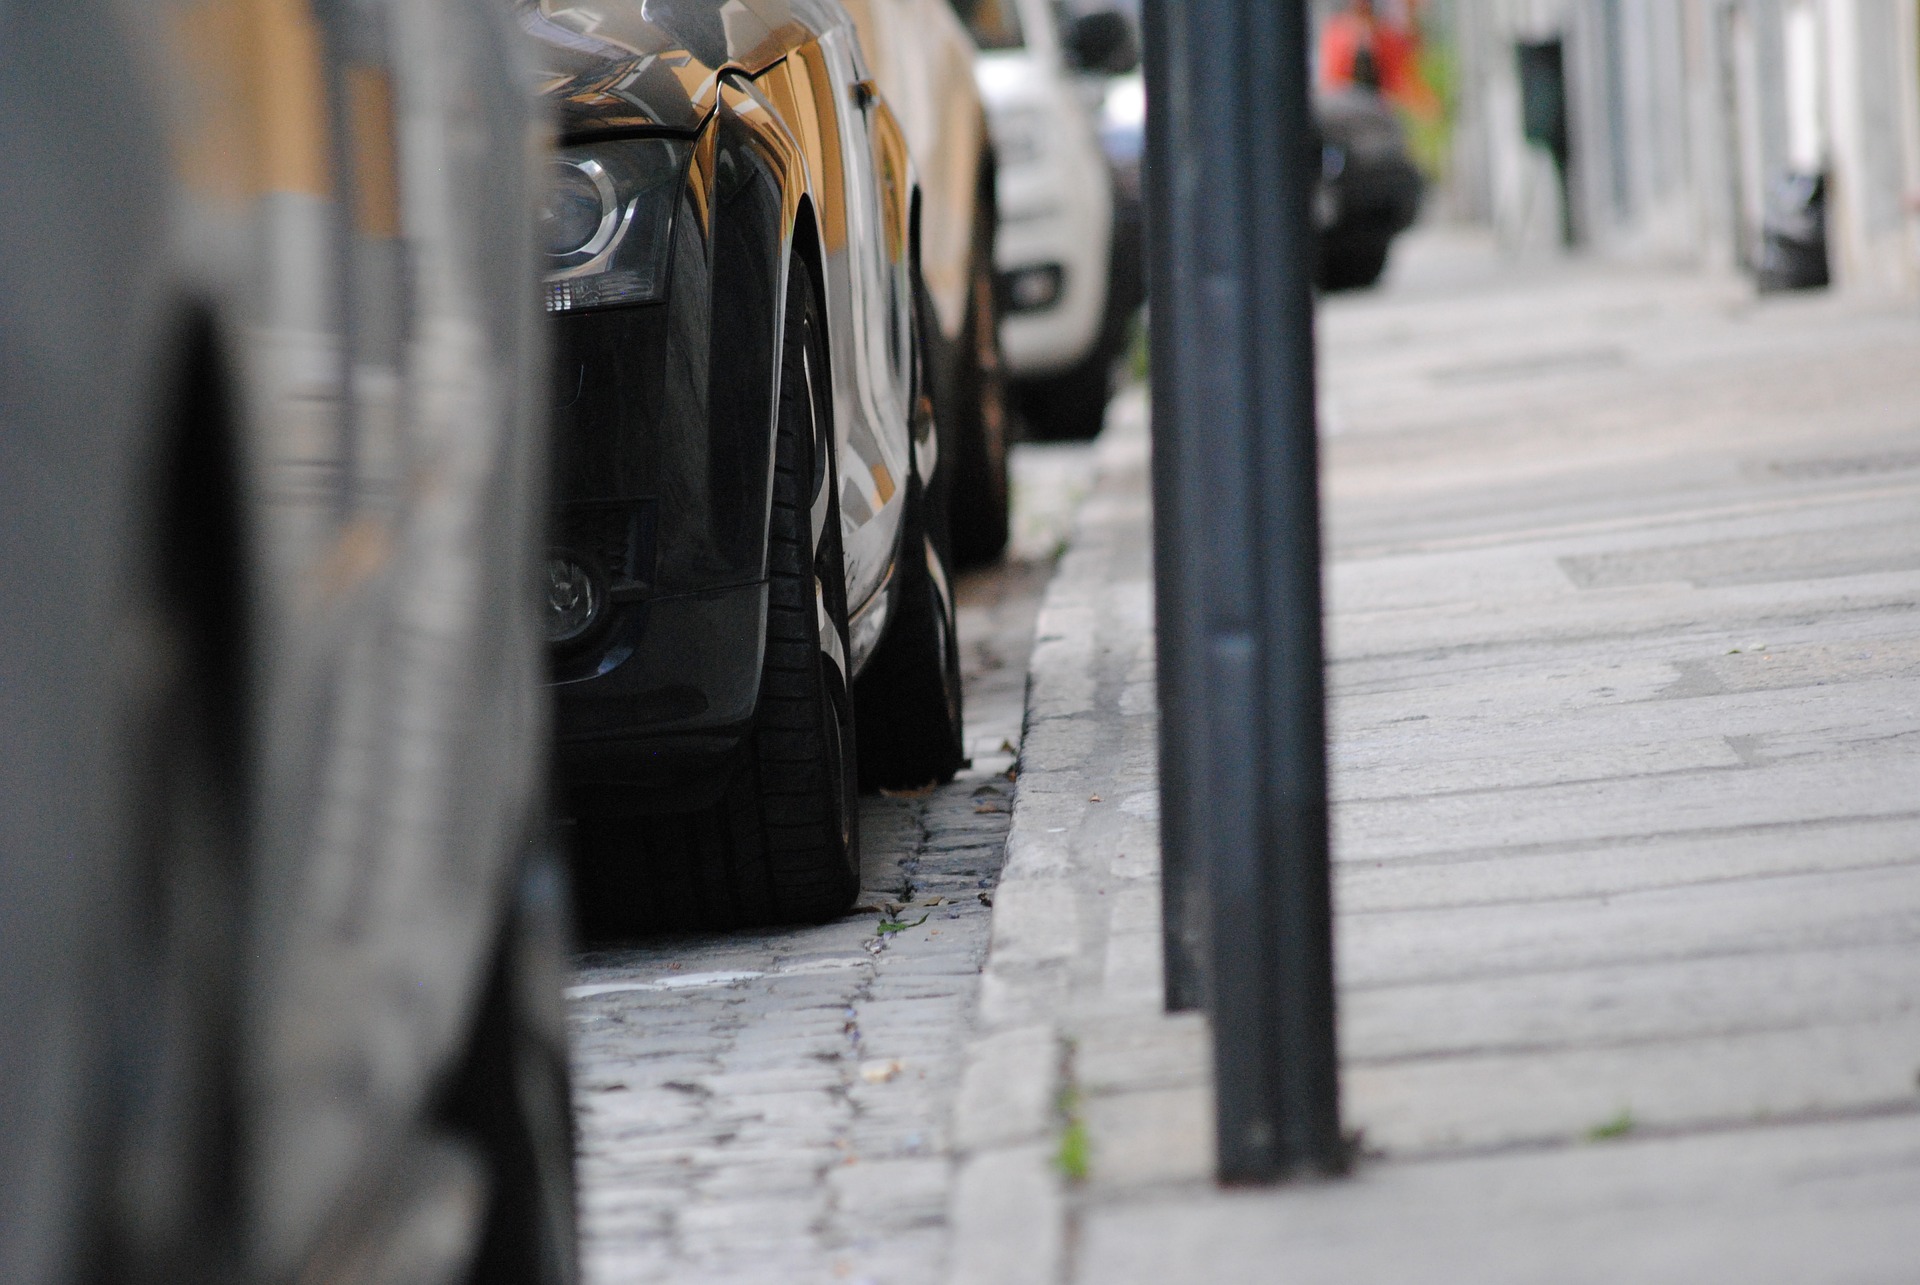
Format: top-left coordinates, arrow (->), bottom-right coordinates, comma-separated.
543,138 -> 691,313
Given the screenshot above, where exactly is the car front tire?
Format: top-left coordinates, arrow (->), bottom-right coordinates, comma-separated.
575,255 -> 861,929
947,193 -> 1012,567
1014,350 -> 1113,442
451,840 -> 578,1285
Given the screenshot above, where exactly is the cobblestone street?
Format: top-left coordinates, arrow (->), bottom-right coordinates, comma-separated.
566,446 -> 1091,1285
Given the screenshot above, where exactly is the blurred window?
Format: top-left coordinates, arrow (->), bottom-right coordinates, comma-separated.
952,0 -> 1024,49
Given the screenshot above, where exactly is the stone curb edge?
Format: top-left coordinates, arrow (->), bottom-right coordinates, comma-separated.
943,395 -> 1152,1285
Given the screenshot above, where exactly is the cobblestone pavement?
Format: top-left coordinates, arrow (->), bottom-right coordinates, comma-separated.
567,443 -> 1093,1285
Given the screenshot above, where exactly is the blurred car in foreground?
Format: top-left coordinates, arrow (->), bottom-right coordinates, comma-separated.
955,0 -> 1135,440
1,3 -> 572,1284
528,0 -> 967,930
846,0 -> 1012,566
1315,85 -> 1425,290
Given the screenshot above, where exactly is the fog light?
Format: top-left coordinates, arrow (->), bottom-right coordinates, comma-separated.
545,552 -> 602,645
1000,264 -> 1064,314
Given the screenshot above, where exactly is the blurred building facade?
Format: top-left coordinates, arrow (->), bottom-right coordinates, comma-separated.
1449,0 -> 1920,293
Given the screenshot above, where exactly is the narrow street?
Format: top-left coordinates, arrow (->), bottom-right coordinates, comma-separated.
566,444 -> 1093,1284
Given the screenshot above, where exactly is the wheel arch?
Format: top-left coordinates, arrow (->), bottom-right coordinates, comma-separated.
977,141 -> 1000,241
786,190 -> 836,449
149,298 -> 252,782
84,292 -> 255,1281
789,193 -> 829,334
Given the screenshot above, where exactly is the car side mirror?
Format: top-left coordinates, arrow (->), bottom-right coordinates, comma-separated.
1064,11 -> 1139,76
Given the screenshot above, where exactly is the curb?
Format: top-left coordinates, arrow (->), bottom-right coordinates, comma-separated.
944,391 -> 1163,1285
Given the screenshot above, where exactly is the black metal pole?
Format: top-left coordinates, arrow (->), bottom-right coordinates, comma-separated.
1142,0 -> 1207,1017
1144,0 -> 1343,1181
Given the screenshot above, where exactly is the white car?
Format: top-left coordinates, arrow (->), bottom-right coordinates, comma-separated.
956,0 -> 1137,438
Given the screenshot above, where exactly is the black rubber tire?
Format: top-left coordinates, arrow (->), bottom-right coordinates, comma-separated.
451,841 -> 579,1285
575,257 -> 860,930
1317,233 -> 1392,291
854,471 -> 966,791
947,190 -> 1012,568
98,347 -> 248,1285
1014,349 -> 1113,442
856,250 -> 966,791
104,593 -> 245,1285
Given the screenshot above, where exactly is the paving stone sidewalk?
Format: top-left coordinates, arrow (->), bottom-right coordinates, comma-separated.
947,230 -> 1920,1284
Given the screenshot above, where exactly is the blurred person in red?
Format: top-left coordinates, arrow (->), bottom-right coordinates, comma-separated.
1320,0 -> 1440,118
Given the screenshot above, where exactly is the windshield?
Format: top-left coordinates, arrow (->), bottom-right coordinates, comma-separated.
950,0 -> 1024,50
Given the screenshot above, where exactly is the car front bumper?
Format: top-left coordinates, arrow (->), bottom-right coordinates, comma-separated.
552,579 -> 766,813
547,287 -> 775,810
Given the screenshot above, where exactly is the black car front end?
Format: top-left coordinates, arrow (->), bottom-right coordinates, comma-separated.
543,94 -> 793,814
1315,87 -> 1425,291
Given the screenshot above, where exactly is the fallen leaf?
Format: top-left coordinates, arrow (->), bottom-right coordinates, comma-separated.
877,913 -> 930,935
921,895 -> 945,906
999,739 -> 1018,754
1089,794 -> 1102,802
859,1059 -> 904,1084
978,892 -> 995,908
880,782 -> 938,799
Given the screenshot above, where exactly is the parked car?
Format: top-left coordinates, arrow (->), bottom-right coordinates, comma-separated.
1094,64 -> 1146,382
954,0 -> 1135,440
1053,1 -> 1146,397
1315,85 -> 1425,290
0,4 -> 571,1284
529,0 -> 967,930
844,0 -> 1012,566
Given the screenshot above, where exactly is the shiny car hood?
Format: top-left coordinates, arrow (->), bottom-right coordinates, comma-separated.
521,0 -> 844,134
